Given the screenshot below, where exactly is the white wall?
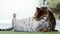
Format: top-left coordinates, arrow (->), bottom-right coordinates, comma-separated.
0,0 -> 38,19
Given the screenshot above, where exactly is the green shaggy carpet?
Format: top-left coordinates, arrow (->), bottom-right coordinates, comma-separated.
0,31 -> 60,34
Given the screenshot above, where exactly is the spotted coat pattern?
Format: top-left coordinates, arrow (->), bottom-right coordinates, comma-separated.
12,15 -> 49,32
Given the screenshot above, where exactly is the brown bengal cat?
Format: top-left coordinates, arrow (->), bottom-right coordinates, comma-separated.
34,7 -> 58,32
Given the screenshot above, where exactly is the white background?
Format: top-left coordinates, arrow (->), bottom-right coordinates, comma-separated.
0,0 -> 38,19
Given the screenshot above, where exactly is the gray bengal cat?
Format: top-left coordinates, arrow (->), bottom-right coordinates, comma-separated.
0,7 -> 58,32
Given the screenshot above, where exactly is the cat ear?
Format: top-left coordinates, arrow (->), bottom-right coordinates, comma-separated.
36,7 -> 40,10
41,7 -> 47,10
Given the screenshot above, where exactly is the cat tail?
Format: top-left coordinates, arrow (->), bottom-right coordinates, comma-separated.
12,13 -> 17,30
13,13 -> 16,19
12,13 -> 16,23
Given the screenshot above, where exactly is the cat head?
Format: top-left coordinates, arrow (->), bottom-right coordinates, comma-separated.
34,7 -> 48,20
